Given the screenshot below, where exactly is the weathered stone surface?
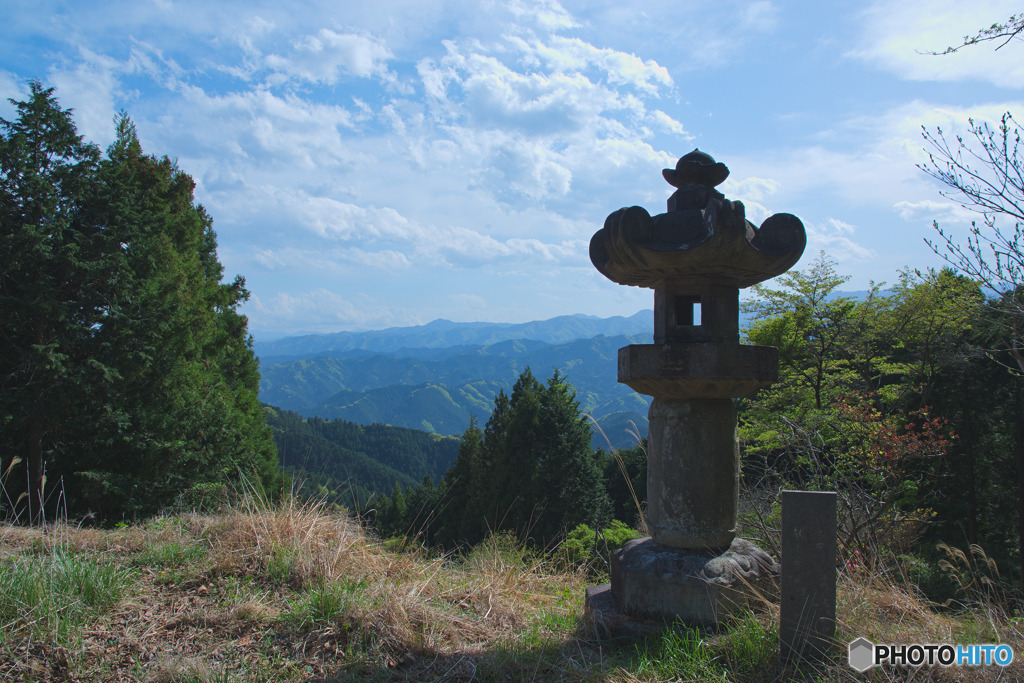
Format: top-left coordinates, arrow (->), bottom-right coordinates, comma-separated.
653,280 -> 739,345
589,150 -> 805,290
618,344 -> 778,399
609,537 -> 779,625
585,150 -> 803,628
646,398 -> 738,548
583,584 -> 663,639
780,490 -> 837,663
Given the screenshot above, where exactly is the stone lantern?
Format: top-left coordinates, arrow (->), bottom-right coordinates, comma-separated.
585,150 -> 806,626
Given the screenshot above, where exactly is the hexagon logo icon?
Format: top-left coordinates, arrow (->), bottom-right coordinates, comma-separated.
848,638 -> 875,672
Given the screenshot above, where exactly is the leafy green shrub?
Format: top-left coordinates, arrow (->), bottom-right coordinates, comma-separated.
902,553 -> 959,605
561,520 -> 640,568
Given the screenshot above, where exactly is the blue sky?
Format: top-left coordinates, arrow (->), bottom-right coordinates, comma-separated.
3,0 -> 1022,340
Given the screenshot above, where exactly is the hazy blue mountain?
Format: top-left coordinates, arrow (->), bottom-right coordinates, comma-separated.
255,311 -> 653,361
259,334 -> 652,449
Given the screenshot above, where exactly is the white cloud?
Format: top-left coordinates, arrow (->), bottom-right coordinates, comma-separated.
246,289 -> 406,334
405,28 -> 679,205
253,246 -> 412,272
806,218 -> 875,262
507,0 -> 578,31
511,35 -> 673,96
850,0 -> 1024,88
436,230 -> 585,267
265,29 -> 394,84
0,71 -> 28,120
18,0 -> 950,333
274,192 -> 419,242
893,199 -> 975,223
47,49 -> 124,144
723,176 -> 780,203
162,86 -> 360,172
650,109 -> 687,136
231,184 -> 589,270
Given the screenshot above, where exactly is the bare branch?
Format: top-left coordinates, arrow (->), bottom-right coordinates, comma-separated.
921,14 -> 1024,55
920,111 -> 1024,376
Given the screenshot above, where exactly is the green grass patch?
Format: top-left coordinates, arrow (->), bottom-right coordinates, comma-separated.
0,548 -> 135,642
135,540 -> 208,568
282,577 -> 366,629
720,611 -> 778,677
632,622 -> 722,680
263,544 -> 296,585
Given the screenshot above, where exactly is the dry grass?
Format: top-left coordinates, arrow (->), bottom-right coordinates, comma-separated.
2,495 -> 1023,682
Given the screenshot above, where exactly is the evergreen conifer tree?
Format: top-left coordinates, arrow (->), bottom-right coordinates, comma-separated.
0,82 -> 103,522
1,84 -> 278,521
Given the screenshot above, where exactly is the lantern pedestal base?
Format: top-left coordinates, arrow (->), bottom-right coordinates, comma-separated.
586,537 -> 778,629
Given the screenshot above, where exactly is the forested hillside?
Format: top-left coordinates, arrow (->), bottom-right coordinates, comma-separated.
259,334 -> 651,448
265,407 -> 459,507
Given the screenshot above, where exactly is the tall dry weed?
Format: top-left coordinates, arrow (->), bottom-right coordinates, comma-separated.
200,485 -> 586,668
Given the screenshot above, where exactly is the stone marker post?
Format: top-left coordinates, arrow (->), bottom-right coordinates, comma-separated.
780,490 -> 837,663
584,150 -> 806,627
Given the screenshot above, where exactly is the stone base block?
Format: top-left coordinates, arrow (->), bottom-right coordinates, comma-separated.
584,584 -> 662,639
607,536 -> 778,626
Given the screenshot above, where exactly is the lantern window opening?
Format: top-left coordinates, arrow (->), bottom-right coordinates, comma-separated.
675,294 -> 702,327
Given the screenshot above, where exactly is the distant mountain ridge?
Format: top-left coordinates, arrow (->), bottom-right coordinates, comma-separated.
254,311 -> 653,361
258,333 -> 652,449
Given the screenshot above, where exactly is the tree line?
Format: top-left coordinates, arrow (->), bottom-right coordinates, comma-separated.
373,367 -> 647,550
742,254 -> 1023,592
1,83 -> 279,522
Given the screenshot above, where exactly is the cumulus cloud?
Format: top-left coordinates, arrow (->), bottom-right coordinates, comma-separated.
407,27 -> 680,206
507,0 -> 578,31
157,86 -> 361,175
510,35 -> 673,96
723,176 -> 781,203
434,230 -> 585,267
650,110 -> 687,136
15,0 -> 896,333
265,29 -> 394,84
271,192 -> 419,242
440,34 -> 674,136
233,184 -> 588,271
46,49 -> 124,144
